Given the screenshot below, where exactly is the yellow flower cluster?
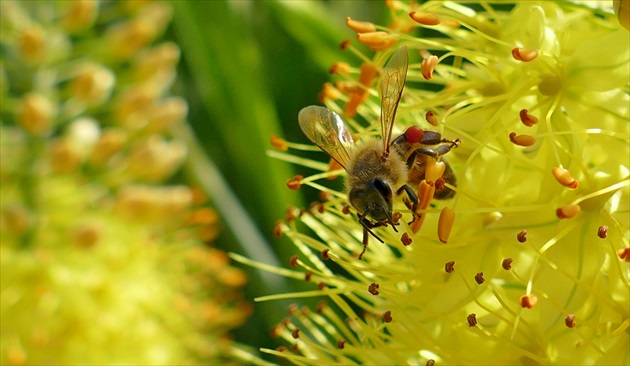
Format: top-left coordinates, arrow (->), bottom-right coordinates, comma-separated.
1,1 -> 248,364
257,1 -> 629,364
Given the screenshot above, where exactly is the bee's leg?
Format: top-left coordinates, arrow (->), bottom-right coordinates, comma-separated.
419,131 -> 461,147
359,227 -> 368,260
406,138 -> 461,165
397,184 -> 421,225
397,184 -> 418,213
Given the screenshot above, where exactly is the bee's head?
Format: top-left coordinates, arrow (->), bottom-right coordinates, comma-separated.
349,178 -> 394,224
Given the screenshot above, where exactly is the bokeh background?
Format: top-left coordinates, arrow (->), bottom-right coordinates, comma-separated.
0,0 -> 394,363
169,0 -> 392,354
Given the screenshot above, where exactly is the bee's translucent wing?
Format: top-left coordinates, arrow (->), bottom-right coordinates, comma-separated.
298,105 -> 355,169
380,45 -> 409,151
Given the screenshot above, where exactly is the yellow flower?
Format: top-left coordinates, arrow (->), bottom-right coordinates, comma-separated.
1,1 -> 249,364
247,1 -> 629,364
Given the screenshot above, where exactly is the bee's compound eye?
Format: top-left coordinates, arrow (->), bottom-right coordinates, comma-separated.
372,178 -> 393,202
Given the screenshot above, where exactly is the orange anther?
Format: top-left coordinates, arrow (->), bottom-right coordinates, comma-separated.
421,55 -> 439,80
520,294 -> 538,308
426,110 -> 439,126
445,261 -> 455,273
270,134 -> 288,151
286,175 -> 303,190
318,82 -> 342,103
617,247 -> 630,262
418,179 -> 436,210
597,225 -> 608,239
519,108 -> 539,127
512,47 -> 538,62
273,221 -> 284,238
551,167 -> 579,189
509,132 -> 536,147
329,61 -> 350,76
409,11 -> 441,26
425,158 -> 446,183
438,207 -> 455,243
345,17 -> 377,33
556,204 -> 581,219
401,232 -> 412,246
357,32 -> 398,50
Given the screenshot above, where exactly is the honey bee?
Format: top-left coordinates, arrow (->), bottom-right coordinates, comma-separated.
298,46 -> 460,259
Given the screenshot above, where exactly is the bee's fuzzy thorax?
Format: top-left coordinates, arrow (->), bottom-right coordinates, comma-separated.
344,138 -> 407,193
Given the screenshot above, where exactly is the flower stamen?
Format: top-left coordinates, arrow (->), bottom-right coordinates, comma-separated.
519,294 -> 538,309
597,225 -> 608,239
445,261 -> 455,273
409,11 -> 441,26
551,167 -> 579,189
509,132 -> 536,147
286,175 -> 303,190
421,55 -> 439,80
368,283 -> 380,295
270,134 -> 288,151
346,17 -> 377,33
437,207 -> 455,243
519,109 -> 539,127
425,110 -> 439,126
556,204 -> 581,219
511,47 -> 538,62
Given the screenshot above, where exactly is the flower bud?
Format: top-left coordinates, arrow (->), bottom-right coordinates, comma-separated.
49,138 -> 82,173
71,63 -> 115,105
18,93 -> 55,135
2,204 -> 31,235
115,86 -> 158,130
88,128 -> 127,166
134,42 -> 180,81
19,25 -> 46,64
63,0 -> 98,32
127,136 -> 186,182
146,97 -> 188,133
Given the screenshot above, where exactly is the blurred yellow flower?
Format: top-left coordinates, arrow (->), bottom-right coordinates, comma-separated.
1,1 -> 249,364
253,1 -> 629,364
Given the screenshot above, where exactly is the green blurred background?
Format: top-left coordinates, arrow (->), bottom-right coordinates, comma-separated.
167,0 -> 390,354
